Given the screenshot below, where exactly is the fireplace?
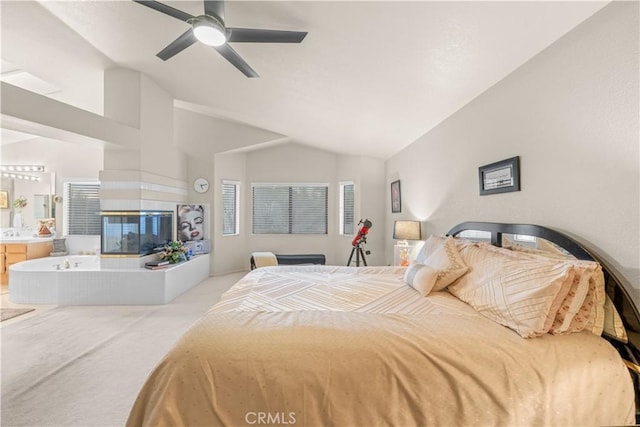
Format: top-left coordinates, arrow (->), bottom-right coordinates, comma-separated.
101,211 -> 173,256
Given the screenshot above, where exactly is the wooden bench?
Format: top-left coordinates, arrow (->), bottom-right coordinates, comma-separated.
250,253 -> 326,270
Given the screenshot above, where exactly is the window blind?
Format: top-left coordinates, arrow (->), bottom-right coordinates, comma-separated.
341,183 -> 354,235
64,182 -> 101,236
222,181 -> 239,236
252,184 -> 328,234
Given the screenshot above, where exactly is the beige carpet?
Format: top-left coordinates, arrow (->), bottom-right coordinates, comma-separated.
0,272 -> 244,427
0,308 -> 35,322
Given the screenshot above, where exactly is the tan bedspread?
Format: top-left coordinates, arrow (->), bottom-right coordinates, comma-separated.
127,266 -> 635,426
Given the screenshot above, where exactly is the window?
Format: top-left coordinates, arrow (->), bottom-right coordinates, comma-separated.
222,180 -> 240,236
340,182 -> 354,235
252,184 -> 328,234
63,181 -> 101,236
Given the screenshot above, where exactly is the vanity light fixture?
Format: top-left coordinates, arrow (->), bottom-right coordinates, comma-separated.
0,165 -> 45,172
1,172 -> 40,181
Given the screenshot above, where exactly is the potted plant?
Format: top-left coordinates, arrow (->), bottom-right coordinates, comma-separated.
158,240 -> 191,264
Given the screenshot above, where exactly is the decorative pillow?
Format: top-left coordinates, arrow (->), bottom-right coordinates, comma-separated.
583,265 -> 606,336
414,235 -> 444,264
505,243 -> 609,338
449,242 -> 573,338
404,236 -> 469,295
404,263 -> 438,296
415,236 -> 469,291
543,267 -> 575,332
503,235 -> 575,260
549,261 -> 596,334
501,239 -> 610,337
602,294 -> 628,342
536,238 -> 575,258
423,236 -> 469,291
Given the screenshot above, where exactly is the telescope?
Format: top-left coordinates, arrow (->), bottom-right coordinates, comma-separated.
352,219 -> 372,246
348,219 -> 372,267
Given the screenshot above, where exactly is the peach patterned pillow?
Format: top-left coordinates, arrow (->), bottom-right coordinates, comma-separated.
549,262 -> 596,334
582,265 -> 606,336
543,268 -> 575,332
449,243 -> 573,338
501,240 -> 608,337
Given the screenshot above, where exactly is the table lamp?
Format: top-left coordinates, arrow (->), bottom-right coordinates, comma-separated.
393,220 -> 422,266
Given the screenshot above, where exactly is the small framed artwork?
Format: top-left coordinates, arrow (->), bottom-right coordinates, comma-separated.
0,191 -> 8,209
391,180 -> 401,213
479,156 -> 520,196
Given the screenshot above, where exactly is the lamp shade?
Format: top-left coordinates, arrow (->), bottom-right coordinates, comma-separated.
393,220 -> 422,241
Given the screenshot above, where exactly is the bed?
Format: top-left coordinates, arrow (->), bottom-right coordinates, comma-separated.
126,222 -> 640,426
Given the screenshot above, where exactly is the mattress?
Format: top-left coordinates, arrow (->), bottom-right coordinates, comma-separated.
127,265 -> 635,426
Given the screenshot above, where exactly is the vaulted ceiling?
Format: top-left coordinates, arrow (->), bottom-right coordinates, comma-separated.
1,1 -> 608,159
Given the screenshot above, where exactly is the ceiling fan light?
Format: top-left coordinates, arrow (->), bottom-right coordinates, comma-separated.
193,17 -> 226,47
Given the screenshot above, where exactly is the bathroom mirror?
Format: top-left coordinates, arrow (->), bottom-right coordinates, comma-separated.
33,194 -> 51,219
2,172 -> 54,229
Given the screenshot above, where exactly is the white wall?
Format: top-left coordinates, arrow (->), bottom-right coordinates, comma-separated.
174,108 -> 286,156
212,152 -> 247,275
245,143 -> 338,268
385,2 -> 639,289
207,142 -> 386,275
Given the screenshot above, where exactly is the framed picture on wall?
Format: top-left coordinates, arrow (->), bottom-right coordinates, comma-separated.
177,204 -> 205,242
478,156 -> 520,196
391,180 -> 401,213
0,191 -> 8,209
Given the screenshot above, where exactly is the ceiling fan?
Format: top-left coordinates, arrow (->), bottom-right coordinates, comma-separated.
133,0 -> 308,78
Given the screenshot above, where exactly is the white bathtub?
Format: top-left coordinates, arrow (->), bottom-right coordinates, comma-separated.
10,255 -> 100,271
9,255 -> 210,305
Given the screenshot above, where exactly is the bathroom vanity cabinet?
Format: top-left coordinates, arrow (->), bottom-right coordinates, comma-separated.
0,241 -> 53,285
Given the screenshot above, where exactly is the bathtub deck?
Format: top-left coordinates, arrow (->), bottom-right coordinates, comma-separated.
8,255 -> 210,305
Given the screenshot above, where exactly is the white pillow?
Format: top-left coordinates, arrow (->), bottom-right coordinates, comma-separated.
404,263 -> 438,296
405,236 -> 469,295
414,235 -> 443,264
423,236 -> 469,291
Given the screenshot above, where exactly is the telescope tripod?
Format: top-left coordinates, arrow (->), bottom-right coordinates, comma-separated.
347,242 -> 368,267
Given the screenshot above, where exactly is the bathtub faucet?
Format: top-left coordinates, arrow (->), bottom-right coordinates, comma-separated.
64,259 -> 70,269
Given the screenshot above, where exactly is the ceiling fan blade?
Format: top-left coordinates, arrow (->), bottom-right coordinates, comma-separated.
203,0 -> 224,21
214,44 -> 259,78
132,0 -> 194,22
157,29 -> 198,61
227,28 -> 307,43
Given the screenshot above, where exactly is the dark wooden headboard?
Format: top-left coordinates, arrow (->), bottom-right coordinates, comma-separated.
447,221 -> 640,420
